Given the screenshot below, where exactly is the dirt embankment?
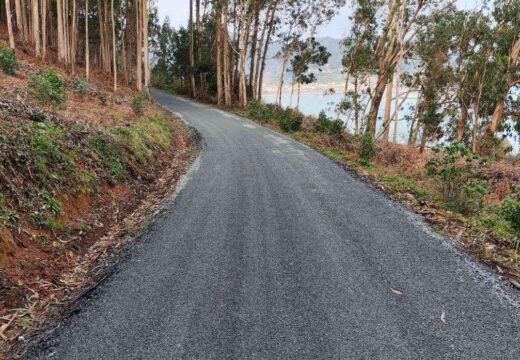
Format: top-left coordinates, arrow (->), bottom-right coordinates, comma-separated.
0,47 -> 195,354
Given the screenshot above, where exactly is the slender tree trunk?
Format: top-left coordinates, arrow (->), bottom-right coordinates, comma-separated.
248,2 -> 260,96
223,0 -> 231,105
57,0 -> 64,61
112,0 -> 117,92
41,0 -> 46,58
85,0 -> 90,81
296,81 -> 301,112
143,0 -> 149,92
196,0 -> 203,94
21,0 -> 29,42
14,0 -> 23,41
71,0 -> 77,72
238,0 -> 252,108
188,0 -> 197,97
365,75 -> 388,135
455,101 -> 467,141
215,2 -> 223,105
5,0 -> 15,48
136,0 -> 143,90
381,80 -> 393,141
31,0 -> 40,56
257,0 -> 278,100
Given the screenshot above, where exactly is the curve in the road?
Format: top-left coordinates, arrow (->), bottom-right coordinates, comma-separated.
27,89 -> 520,360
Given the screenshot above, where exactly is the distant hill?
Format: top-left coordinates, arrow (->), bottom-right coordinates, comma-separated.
261,36 -> 345,86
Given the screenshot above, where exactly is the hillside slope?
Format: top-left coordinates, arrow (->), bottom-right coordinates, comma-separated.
0,43 -> 194,351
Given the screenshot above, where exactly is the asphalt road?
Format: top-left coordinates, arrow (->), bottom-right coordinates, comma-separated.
29,89 -> 520,359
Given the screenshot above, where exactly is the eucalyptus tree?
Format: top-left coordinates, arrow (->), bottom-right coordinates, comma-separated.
486,0 -> 520,137
274,0 -> 345,106
287,37 -> 331,111
360,0 -> 444,136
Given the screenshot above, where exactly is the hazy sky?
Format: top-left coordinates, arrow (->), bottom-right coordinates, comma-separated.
155,0 -> 482,39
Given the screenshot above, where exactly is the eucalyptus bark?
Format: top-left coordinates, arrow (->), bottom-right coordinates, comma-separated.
5,0 -> 15,48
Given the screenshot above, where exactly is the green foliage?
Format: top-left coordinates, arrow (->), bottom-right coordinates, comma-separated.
358,132 -> 376,165
278,108 -> 302,132
315,111 -> 343,135
39,190 -> 63,216
500,196 -> 520,233
426,142 -> 488,214
73,77 -> 87,95
111,115 -> 172,165
90,134 -> 126,180
0,41 -> 18,75
28,69 -> 67,104
131,91 -> 147,116
98,96 -> 107,106
28,120 -> 71,179
0,207 -> 19,225
247,100 -> 275,122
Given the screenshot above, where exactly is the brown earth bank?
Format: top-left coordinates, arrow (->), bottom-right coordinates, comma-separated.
0,44 -> 195,356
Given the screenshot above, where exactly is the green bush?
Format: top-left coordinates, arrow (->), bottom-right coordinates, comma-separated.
278,108 -> 302,132
247,100 -> 276,123
426,142 -> 488,214
0,42 -> 18,75
131,91 -> 147,116
315,111 -> 343,135
73,77 -> 87,95
500,196 -> 520,232
358,132 -> 376,165
28,68 -> 67,104
98,96 -> 107,106
90,134 -> 125,180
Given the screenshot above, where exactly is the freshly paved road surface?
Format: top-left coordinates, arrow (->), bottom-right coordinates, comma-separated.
30,89 -> 520,359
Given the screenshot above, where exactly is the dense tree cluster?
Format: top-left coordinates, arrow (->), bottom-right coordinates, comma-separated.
0,0 -> 151,92
151,0 -> 344,108
340,0 -> 519,153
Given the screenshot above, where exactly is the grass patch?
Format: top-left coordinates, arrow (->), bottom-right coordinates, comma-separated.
111,115 -> 172,165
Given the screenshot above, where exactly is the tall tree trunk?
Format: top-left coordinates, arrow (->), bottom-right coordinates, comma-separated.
222,0 -> 231,105
142,0 -> 149,93
112,0 -> 117,92
14,0 -> 23,41
5,0 -> 15,48
56,0 -> 64,61
41,0 -> 46,58
71,0 -> 77,72
215,2 -> 223,105
85,0 -> 90,81
31,0 -> 40,56
136,0 -> 143,90
248,2 -> 260,96
196,0 -> 202,94
455,101 -> 467,141
188,0 -> 197,97
238,0 -> 252,108
381,80 -> 393,141
257,0 -> 278,100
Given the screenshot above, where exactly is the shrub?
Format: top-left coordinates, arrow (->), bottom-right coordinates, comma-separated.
426,142 -> 488,214
500,196 -> 520,232
315,111 -> 343,135
28,68 -> 67,104
358,132 -> 376,165
90,134 -> 125,180
131,91 -> 147,116
247,100 -> 275,123
73,77 -> 87,95
98,96 -> 107,106
0,42 -> 18,75
278,108 -> 302,132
